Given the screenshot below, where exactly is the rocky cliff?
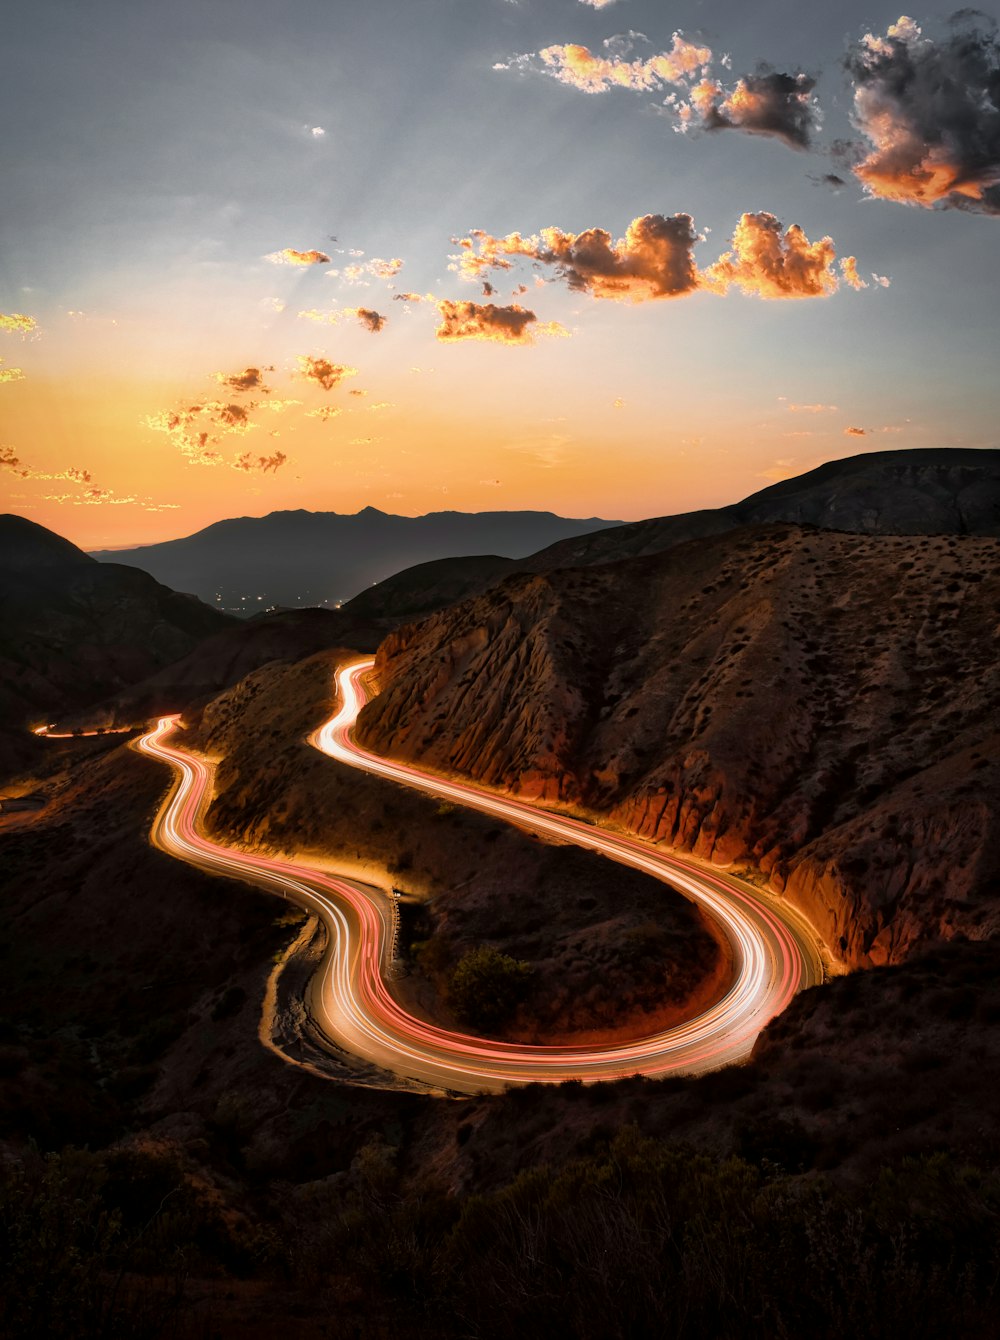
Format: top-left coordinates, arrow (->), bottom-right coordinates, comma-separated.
357,524 -> 1000,968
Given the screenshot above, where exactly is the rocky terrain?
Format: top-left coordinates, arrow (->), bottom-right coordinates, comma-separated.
77,604 -> 389,732
5,722 -> 1000,1337
358,524 -> 1000,969
4,452 -> 1000,1334
187,653 -> 723,1042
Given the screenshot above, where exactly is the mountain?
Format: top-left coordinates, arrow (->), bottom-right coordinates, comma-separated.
357,523 -> 1000,971
523,448 -> 1000,574
340,553 -> 518,621
0,514 -> 232,769
335,448 -> 1000,624
89,507 -> 622,613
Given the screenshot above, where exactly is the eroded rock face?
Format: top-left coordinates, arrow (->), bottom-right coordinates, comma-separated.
358,525 -> 1000,968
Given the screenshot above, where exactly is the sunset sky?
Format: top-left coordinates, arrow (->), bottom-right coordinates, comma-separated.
2,0 -> 998,548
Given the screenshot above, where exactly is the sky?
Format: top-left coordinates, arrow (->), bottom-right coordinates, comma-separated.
1,0 -> 998,548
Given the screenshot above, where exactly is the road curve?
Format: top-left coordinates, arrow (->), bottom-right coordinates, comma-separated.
135,658 -> 825,1094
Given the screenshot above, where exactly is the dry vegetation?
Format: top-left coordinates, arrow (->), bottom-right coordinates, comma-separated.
189,652 -> 723,1042
360,525 -> 1000,968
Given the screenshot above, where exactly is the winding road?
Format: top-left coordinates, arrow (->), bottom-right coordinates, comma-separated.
135,657 -> 825,1094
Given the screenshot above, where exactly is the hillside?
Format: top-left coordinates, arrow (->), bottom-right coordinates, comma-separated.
523,448 -> 1000,574
357,524 -> 1000,969
338,448 -> 1000,625
0,514 -> 232,773
89,507 -> 621,613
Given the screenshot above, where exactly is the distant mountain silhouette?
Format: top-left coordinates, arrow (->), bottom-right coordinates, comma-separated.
340,449 -> 1000,622
89,508 -> 622,613
0,514 -> 231,770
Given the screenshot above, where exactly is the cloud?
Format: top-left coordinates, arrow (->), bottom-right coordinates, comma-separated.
530,34 -> 712,94
0,360 -> 25,383
392,291 -> 428,303
333,256 -> 404,283
0,445 -> 28,476
703,212 -> 845,298
579,0 -> 621,7
872,272 -> 892,287
296,355 -> 358,390
145,397 -> 260,465
260,397 -> 301,413
434,300 -> 568,345
370,257 -> 403,279
306,405 -> 343,421
500,35 -> 819,150
1,447 -> 103,491
43,486 -> 141,507
0,313 -> 37,334
612,397 -> 626,409
844,426 -> 868,436
839,256 -> 869,290
847,14 -> 1000,212
677,69 -> 820,149
265,248 -> 332,265
343,306 -> 387,333
310,126 -> 326,137
453,213 -> 701,300
233,449 -> 287,473
457,210 -> 864,305
786,402 -> 838,413
215,366 -> 273,394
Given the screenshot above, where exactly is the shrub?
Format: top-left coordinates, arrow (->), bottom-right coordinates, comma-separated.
448,946 -> 533,1031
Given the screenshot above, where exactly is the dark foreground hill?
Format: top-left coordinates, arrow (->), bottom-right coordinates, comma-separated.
0,514 -> 232,772
89,507 -> 621,612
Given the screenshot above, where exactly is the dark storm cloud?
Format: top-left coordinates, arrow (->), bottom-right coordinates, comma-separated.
847,14 -> 1000,213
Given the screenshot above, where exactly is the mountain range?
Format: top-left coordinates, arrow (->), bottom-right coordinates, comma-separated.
4,445 -> 1000,1334
342,447 -> 1000,621
89,507 -> 622,612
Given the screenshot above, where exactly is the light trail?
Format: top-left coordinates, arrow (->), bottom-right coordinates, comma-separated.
34,724 -> 133,738
134,657 -> 825,1094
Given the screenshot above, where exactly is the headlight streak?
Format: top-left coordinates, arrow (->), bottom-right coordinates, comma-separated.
134,658 -> 825,1095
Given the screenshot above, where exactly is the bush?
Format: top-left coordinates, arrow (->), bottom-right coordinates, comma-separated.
448,946 -> 533,1031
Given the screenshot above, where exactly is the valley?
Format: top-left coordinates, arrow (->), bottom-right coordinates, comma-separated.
2,447 -> 1000,1335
